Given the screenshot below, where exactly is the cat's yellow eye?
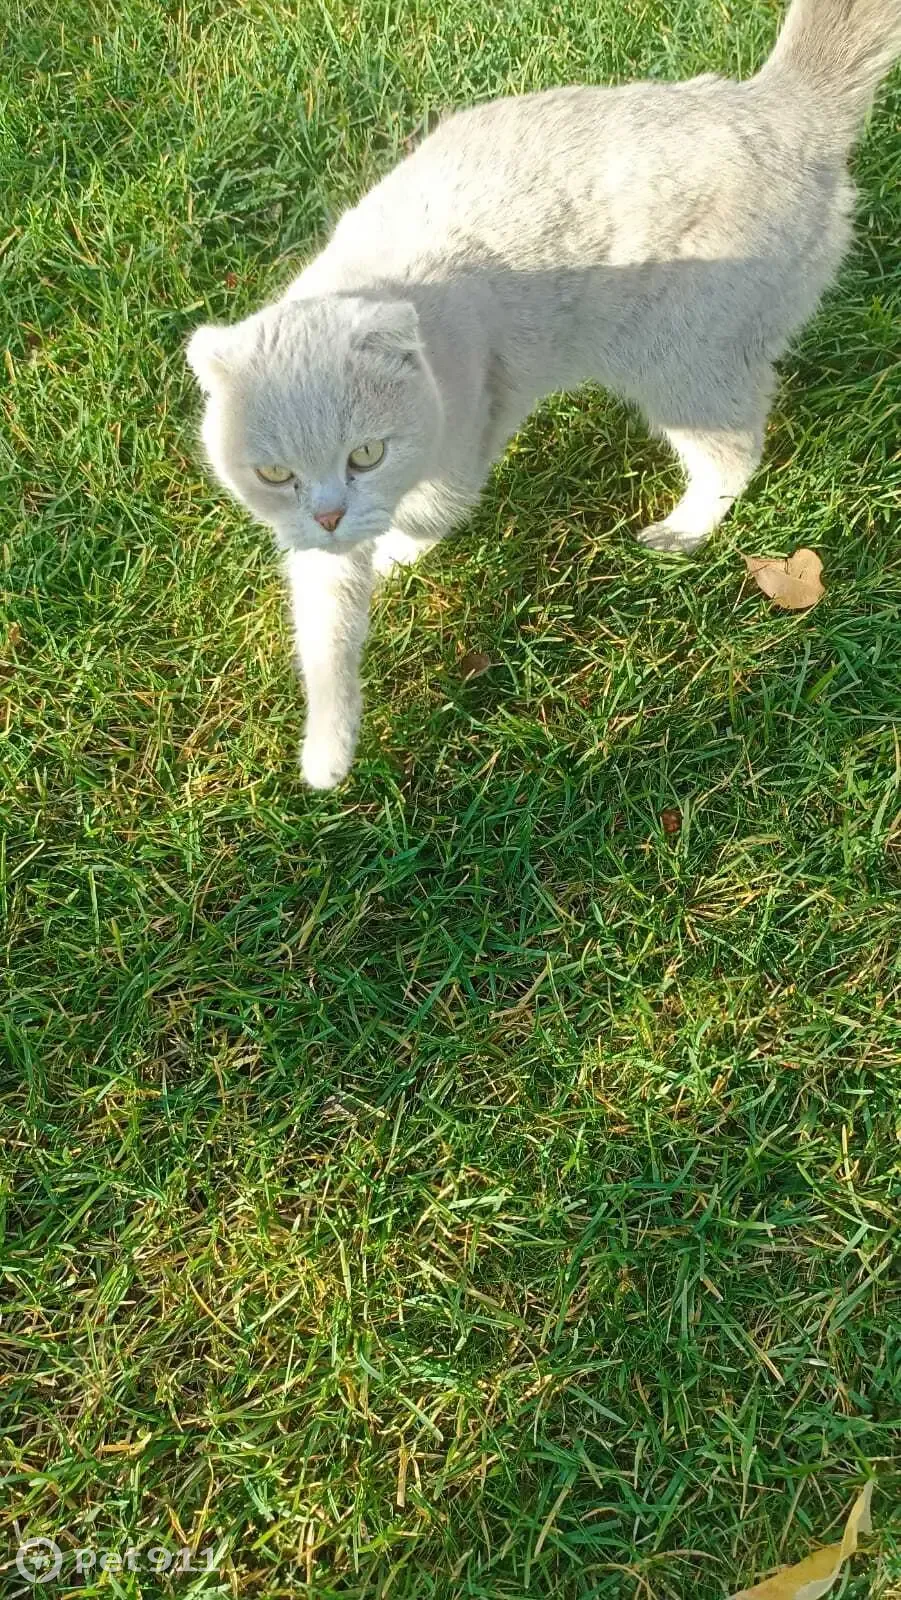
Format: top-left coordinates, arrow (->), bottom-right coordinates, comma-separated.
255,465 -> 294,485
348,439 -> 385,471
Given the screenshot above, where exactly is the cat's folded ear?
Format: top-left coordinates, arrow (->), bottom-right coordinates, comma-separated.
354,301 -> 422,370
185,324 -> 243,389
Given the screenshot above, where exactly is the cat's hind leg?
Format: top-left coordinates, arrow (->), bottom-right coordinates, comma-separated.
637,358 -> 774,554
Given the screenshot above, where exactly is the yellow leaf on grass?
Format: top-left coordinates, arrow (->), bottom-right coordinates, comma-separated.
729,1481 -> 873,1600
743,548 -> 825,611
459,650 -> 492,681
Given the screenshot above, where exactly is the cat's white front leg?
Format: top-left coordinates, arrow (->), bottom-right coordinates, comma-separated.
286,546 -> 376,789
372,527 -> 436,577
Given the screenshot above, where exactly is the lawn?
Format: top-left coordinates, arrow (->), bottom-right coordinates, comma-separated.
1,0 -> 900,1595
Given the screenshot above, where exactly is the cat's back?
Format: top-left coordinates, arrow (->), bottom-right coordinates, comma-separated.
327,76 -> 829,277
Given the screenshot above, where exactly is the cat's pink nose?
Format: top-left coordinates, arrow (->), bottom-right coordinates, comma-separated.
314,508 -> 344,533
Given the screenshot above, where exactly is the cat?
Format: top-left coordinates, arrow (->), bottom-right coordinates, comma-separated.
187,0 -> 901,789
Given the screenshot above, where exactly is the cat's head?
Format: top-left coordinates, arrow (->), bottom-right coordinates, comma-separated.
186,295 -> 442,552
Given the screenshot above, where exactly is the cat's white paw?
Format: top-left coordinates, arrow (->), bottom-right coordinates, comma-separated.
372,529 -> 431,577
300,735 -> 355,790
637,521 -> 708,554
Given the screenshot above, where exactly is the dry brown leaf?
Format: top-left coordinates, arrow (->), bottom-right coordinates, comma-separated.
743,548 -> 825,611
661,808 -> 682,835
459,650 -> 492,681
729,1481 -> 873,1600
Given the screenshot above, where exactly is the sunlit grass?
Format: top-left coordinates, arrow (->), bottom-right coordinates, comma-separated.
1,1 -> 899,1594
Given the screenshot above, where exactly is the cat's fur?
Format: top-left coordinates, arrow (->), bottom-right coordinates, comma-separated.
187,0 -> 901,789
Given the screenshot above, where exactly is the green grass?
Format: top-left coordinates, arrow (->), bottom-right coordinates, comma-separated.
1,0 -> 900,1595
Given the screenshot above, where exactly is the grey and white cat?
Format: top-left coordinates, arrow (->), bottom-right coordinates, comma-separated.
187,0 -> 901,789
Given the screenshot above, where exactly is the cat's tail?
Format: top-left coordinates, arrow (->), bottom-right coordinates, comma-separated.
763,0 -> 901,138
